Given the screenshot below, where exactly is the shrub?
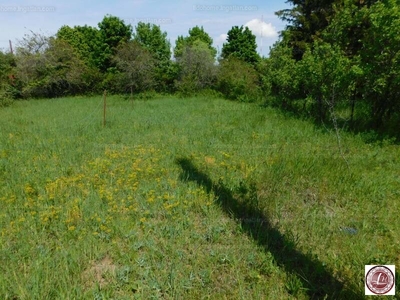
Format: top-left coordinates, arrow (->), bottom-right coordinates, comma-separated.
16,38 -> 95,98
217,57 -> 261,102
0,85 -> 14,107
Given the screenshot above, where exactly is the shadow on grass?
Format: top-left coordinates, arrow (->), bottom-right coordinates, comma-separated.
176,157 -> 363,299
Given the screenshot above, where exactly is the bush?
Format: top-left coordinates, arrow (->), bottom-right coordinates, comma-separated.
0,85 -> 14,107
174,75 -> 201,97
155,61 -> 179,93
217,57 -> 261,102
101,69 -> 122,94
262,42 -> 303,109
16,38 -> 96,98
297,42 -> 356,121
135,90 -> 158,100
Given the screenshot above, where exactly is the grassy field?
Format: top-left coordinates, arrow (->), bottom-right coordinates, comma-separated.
0,95 -> 399,299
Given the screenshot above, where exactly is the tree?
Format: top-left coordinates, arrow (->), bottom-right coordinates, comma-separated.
354,0 -> 400,127
275,0 -> 380,60
261,41 -> 302,109
57,25 -> 102,69
114,41 -> 156,94
266,0 -> 400,137
320,0 -> 400,128
16,30 -> 50,56
97,15 -> 133,71
175,40 -> 216,95
133,22 -> 174,91
221,26 -> 259,65
15,36 -> 91,98
298,42 -> 356,121
174,26 -> 217,59
276,0 -> 337,60
134,22 -> 171,63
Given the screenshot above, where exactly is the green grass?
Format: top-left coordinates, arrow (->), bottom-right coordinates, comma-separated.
0,95 -> 399,299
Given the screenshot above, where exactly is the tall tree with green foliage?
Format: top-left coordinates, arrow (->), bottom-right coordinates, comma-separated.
133,22 -> 175,91
174,26 -> 217,59
57,15 -> 132,73
268,0 -> 400,132
221,26 -> 259,65
353,0 -> 400,127
134,22 -> 171,63
97,15 -> 133,72
57,25 -> 102,69
276,0 -> 337,60
318,0 -> 399,128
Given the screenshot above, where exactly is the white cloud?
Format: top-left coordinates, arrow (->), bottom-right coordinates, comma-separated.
216,33 -> 227,43
245,18 -> 277,38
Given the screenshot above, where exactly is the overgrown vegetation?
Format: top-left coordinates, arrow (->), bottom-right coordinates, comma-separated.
1,3 -> 400,297
2,2 -> 399,138
267,0 -> 400,138
217,57 -> 261,102
1,95 -> 399,299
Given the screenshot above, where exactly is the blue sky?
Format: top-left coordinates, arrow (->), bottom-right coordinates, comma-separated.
0,0 -> 291,57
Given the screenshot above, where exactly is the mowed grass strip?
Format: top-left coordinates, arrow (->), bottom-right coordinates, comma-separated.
0,95 -> 398,299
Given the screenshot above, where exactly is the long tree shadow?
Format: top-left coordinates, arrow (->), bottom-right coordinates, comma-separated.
176,157 -> 363,299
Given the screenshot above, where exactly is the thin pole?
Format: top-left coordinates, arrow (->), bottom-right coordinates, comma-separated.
103,90 -> 107,127
9,40 -> 13,55
260,15 -> 263,56
130,86 -> 133,107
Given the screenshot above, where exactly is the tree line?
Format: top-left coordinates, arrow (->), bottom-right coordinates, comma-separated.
269,0 -> 400,136
1,1 -> 399,137
0,15 -> 260,104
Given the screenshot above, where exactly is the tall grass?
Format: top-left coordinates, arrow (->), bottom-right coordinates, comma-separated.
0,95 -> 398,299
